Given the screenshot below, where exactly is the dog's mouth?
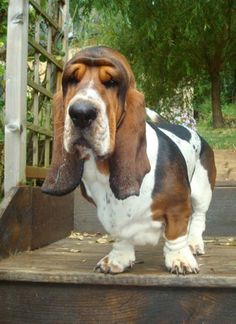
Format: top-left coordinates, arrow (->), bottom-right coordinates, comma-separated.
71,136 -> 91,157
74,137 -> 91,149
71,136 -> 109,160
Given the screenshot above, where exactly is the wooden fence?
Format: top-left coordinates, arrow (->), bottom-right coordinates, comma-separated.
4,0 -> 69,194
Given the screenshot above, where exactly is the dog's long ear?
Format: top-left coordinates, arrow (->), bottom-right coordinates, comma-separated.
42,92 -> 84,196
109,88 -> 150,200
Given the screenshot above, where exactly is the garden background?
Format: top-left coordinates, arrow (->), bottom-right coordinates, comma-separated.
0,0 -> 236,194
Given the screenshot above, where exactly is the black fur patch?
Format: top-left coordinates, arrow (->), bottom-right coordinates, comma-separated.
148,122 -> 190,196
157,121 -> 192,142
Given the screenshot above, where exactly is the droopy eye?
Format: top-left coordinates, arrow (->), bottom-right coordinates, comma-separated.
103,79 -> 118,89
69,75 -> 79,85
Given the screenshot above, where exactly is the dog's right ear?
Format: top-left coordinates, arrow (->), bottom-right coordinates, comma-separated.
42,92 -> 84,196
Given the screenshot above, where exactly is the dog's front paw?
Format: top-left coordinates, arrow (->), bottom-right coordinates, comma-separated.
164,246 -> 199,275
95,254 -> 134,274
188,235 -> 205,255
95,242 -> 135,274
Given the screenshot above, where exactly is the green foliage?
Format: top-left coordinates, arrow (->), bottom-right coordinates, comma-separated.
71,0 -> 236,128
197,102 -> 236,148
0,66 -> 5,143
0,0 -> 8,141
198,123 -> 236,149
0,0 -> 8,42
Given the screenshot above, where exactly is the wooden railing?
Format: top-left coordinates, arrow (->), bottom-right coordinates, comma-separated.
4,0 -> 69,194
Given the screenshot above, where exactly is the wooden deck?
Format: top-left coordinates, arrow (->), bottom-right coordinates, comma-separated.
0,234 -> 235,286
0,186 -> 235,322
0,234 -> 236,324
0,234 -> 236,323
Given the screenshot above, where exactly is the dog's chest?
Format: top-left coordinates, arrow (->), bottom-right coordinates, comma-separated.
82,124 -> 162,244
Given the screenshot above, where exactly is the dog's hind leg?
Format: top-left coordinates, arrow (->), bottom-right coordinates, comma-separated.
188,142 -> 216,255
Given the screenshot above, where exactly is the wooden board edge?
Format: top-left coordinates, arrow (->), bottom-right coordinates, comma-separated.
0,186 -> 74,259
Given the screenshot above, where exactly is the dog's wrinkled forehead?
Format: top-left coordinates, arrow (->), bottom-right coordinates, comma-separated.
62,46 -> 134,95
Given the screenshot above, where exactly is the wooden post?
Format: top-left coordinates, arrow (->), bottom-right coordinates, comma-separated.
62,0 -> 70,63
32,0 -> 40,169
4,0 -> 28,194
44,0 -> 52,168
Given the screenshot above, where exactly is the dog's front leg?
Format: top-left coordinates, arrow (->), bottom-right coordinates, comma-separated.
95,240 -> 135,274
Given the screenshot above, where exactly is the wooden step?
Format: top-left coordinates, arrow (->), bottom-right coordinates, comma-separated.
0,186 -> 235,323
0,235 -> 235,323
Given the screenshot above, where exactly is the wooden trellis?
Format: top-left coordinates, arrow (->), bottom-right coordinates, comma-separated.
4,0 -> 69,194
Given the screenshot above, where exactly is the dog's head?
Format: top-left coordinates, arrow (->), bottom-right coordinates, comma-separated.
42,46 -> 150,199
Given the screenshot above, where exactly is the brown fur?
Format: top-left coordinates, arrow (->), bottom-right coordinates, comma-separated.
109,88 -> 150,199
80,182 -> 96,206
41,92 -> 84,195
96,159 -> 110,175
200,141 -> 217,190
42,46 -> 150,199
151,164 -> 192,240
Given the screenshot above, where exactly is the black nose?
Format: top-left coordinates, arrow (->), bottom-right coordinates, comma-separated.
69,101 -> 97,129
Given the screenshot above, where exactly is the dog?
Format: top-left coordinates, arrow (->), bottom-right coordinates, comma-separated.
42,46 -> 216,275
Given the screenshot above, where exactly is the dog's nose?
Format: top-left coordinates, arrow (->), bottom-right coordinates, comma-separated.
69,102 -> 97,129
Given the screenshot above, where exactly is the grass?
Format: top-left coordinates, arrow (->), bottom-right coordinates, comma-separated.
197,124 -> 236,149
196,103 -> 236,150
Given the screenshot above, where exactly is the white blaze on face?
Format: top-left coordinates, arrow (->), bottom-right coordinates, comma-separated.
64,87 -> 111,157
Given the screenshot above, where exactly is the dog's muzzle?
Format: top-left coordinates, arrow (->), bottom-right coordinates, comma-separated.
69,101 -> 98,129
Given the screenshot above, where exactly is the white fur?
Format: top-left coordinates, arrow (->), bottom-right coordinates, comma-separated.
146,107 -> 159,122
68,104 -> 212,274
158,125 -> 212,255
64,88 -> 111,157
95,241 -> 135,273
164,235 -> 199,273
83,123 -> 164,272
83,123 -> 163,245
158,127 -> 201,181
188,159 -> 212,254
82,119 -> 213,273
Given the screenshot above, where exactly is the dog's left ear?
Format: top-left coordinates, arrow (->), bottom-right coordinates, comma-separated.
109,88 -> 150,200
42,92 -> 84,196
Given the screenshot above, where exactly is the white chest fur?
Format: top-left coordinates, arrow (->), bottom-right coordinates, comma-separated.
82,123 -> 163,246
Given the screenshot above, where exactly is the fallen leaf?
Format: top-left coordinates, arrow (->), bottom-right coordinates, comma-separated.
69,249 -> 81,253
96,237 -> 109,244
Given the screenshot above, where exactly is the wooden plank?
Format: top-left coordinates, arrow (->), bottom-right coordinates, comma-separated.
26,122 -> 53,137
25,166 -> 48,179
27,78 -> 53,99
0,186 -> 74,259
62,0 -> 69,63
216,180 -> 236,187
0,282 -> 235,324
32,9 -> 40,167
44,0 -> 52,168
74,188 -> 104,233
29,0 -> 59,30
31,187 -> 74,249
0,236 -> 235,288
4,0 -> 29,194
0,187 -> 32,259
28,38 -> 63,70
206,186 -> 236,236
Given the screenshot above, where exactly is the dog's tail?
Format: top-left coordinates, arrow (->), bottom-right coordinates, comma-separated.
145,107 -> 168,124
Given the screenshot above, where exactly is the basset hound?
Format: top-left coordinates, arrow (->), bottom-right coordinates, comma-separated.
42,46 -> 216,275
